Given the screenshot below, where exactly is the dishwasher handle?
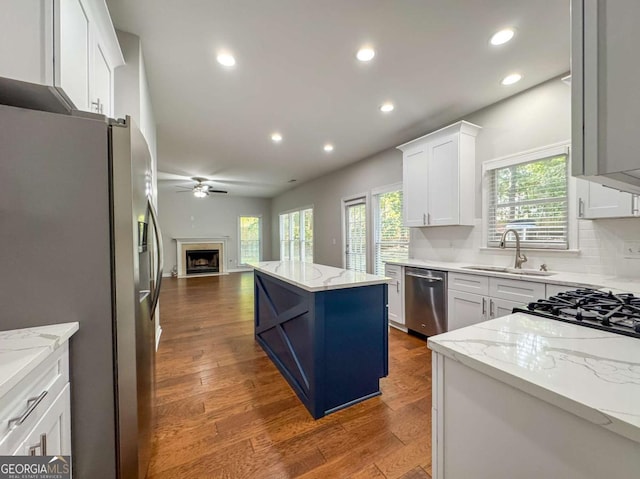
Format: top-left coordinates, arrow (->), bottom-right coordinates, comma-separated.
405,272 -> 444,282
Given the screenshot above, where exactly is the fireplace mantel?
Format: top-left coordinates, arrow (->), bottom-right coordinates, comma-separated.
175,237 -> 229,278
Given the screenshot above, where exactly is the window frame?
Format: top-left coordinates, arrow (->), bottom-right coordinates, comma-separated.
279,206 -> 314,262
482,141 -> 578,251
237,215 -> 262,266
371,182 -> 410,276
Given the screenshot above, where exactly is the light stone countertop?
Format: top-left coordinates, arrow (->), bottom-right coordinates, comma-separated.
385,258 -> 640,294
428,313 -> 640,444
248,260 -> 390,292
0,322 -> 79,399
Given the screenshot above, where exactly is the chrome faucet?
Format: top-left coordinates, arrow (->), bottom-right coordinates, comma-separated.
499,229 -> 528,269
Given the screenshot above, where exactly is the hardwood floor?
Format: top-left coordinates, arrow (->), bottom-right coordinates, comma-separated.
148,273 -> 432,479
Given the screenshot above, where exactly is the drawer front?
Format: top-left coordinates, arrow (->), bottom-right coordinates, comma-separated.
0,343 -> 69,454
489,277 -> 546,303
546,283 -> 574,297
384,264 -> 402,278
448,272 -> 489,295
13,383 -> 71,456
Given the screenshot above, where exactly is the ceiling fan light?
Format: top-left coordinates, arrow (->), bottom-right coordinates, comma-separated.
193,184 -> 208,198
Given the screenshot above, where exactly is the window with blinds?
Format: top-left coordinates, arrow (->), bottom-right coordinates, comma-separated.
345,199 -> 367,273
486,154 -> 568,249
373,188 -> 409,275
279,208 -> 313,262
239,216 -> 261,264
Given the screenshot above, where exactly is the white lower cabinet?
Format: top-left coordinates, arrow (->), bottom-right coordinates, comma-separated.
448,272 -> 546,331
13,384 -> 71,456
385,264 -> 406,331
0,342 -> 72,457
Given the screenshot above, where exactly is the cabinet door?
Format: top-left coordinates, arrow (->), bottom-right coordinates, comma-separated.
0,0 -> 53,84
403,147 -> 429,227
57,0 -> 90,111
427,134 -> 459,225
447,290 -> 486,331
91,40 -> 112,116
573,0 -> 640,188
14,384 -> 71,456
385,265 -> 404,325
577,178 -> 635,218
489,297 -> 522,319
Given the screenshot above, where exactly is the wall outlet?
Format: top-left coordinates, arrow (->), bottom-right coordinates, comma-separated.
623,241 -> 640,259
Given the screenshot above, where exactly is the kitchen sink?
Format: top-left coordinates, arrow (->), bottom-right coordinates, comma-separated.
462,265 -> 556,276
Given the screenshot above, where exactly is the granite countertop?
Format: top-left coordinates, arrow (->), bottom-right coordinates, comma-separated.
428,313 -> 640,444
248,260 -> 390,292
0,322 -> 79,398
386,258 -> 640,293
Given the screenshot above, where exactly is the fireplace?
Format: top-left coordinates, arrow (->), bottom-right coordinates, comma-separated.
175,238 -> 227,278
186,249 -> 219,274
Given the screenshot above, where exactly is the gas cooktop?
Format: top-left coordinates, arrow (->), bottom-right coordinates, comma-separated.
514,288 -> 640,339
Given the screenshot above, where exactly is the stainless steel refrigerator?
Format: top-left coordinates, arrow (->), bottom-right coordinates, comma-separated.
0,78 -> 163,478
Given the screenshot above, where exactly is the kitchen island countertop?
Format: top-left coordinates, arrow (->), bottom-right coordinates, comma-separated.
0,322 -> 79,399
428,313 -> 640,444
248,260 -> 390,292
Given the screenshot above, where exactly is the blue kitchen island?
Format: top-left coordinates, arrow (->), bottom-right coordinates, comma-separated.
250,261 -> 390,419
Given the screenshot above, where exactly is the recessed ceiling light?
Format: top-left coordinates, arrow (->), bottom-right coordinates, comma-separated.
356,47 -> 375,62
323,144 -> 334,152
501,73 -> 522,86
490,28 -> 515,46
271,133 -> 282,143
216,52 -> 236,67
380,102 -> 395,113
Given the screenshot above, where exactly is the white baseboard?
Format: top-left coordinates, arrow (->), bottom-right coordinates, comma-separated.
389,321 -> 408,333
155,326 -> 162,351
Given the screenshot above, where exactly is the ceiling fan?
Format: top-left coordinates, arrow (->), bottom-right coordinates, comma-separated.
175,177 -> 228,197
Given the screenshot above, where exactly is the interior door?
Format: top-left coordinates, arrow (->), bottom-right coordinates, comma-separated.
344,197 -> 367,273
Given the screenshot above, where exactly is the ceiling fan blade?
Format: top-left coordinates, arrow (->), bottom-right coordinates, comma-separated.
207,189 -> 228,194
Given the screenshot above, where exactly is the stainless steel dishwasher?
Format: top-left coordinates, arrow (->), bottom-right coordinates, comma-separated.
404,267 -> 447,336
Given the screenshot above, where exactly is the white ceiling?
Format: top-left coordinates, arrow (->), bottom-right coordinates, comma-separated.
106,0 -> 570,198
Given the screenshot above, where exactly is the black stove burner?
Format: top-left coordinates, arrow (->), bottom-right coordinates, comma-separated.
514,288 -> 640,339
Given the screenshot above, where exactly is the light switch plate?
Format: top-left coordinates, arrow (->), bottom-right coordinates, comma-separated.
623,241 -> 640,258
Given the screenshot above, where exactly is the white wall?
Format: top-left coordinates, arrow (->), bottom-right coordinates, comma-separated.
271,76 -> 640,277
410,77 -> 640,277
158,183 -> 272,274
270,148 -> 402,267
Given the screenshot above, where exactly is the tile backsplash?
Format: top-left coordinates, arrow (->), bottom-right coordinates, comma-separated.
410,217 -> 640,278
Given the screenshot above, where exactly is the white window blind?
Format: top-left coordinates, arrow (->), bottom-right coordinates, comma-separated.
486,154 -> 568,249
239,216 -> 261,264
279,208 -> 313,262
345,199 -> 367,273
374,189 -> 409,276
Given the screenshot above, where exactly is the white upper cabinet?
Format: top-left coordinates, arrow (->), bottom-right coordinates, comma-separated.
57,0 -> 90,111
0,0 -> 54,84
55,0 -> 123,115
398,121 -> 481,227
402,146 -> 429,227
91,41 -> 113,116
577,178 -> 638,219
0,1 -> 122,116
571,0 -> 640,194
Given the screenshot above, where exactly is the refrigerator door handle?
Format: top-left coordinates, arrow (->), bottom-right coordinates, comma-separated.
147,198 -> 164,317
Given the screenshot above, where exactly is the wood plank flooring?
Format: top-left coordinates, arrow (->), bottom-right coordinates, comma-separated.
148,273 -> 432,479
